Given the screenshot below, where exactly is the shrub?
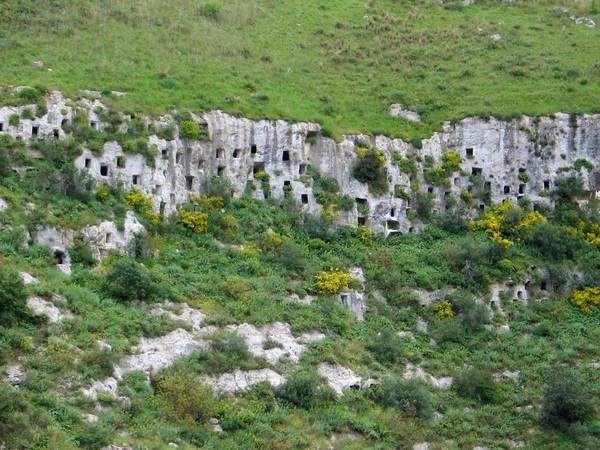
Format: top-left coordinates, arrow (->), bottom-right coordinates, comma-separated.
574,158 -> 594,172
454,368 -> 499,404
179,209 -> 208,233
433,300 -> 455,320
352,147 -> 388,195
0,266 -> 28,325
180,120 -> 201,140
365,329 -> 404,364
314,267 -> 354,295
198,2 -> 221,20
105,258 -> 155,301
155,370 -> 213,422
541,367 -> 595,431
571,287 -> 600,313
373,378 -> 432,419
8,114 -> 19,127
126,189 -> 153,213
277,370 -> 330,409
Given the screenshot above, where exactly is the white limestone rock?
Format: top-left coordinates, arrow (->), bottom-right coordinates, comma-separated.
202,369 -> 285,393
228,322 -> 324,365
3,365 -> 26,386
20,272 -> 39,285
317,363 -> 362,396
26,296 -> 73,324
114,328 -> 208,379
80,211 -> 145,260
389,104 -> 421,122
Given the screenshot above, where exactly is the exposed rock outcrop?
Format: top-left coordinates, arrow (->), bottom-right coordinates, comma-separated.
3,92 -> 600,238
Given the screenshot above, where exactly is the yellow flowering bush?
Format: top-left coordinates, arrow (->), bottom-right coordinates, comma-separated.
314,267 -> 355,295
577,221 -> 600,246
193,194 -> 224,210
178,209 -> 208,233
442,150 -> 461,170
254,171 -> 268,180
96,184 -> 110,201
571,287 -> 600,313
434,300 -> 455,320
126,189 -> 153,213
470,201 -> 545,248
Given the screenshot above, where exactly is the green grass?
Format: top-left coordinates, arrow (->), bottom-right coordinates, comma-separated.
1,0 -> 599,138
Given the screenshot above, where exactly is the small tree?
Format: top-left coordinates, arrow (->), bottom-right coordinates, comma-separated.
105,258 -> 155,301
541,368 -> 596,431
365,329 -> 404,365
155,370 -> 213,422
373,378 -> 433,419
454,368 -> 499,404
0,266 -> 28,325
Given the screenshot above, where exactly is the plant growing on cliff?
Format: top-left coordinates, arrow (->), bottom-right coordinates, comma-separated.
178,209 -> 209,233
105,258 -> 156,301
352,147 -> 388,195
0,266 -> 28,325
314,267 -> 354,295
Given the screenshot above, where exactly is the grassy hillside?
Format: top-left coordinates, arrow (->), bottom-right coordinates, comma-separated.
1,0 -> 600,138
1,133 -> 600,448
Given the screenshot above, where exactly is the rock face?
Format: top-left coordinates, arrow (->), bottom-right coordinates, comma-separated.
2,93 -> 600,237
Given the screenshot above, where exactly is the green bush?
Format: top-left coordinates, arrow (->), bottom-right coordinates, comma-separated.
8,114 -> 19,127
277,370 -> 331,409
352,148 -> 388,195
180,120 -> 201,139
365,329 -> 404,365
0,266 -> 28,325
155,370 -> 214,422
373,378 -> 432,419
454,368 -> 499,404
541,368 -> 596,431
104,258 -> 156,301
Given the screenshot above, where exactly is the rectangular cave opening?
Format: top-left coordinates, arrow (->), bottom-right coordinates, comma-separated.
299,164 -> 307,175
471,167 -> 483,176
233,149 -> 242,158
217,166 -> 225,177
162,149 -> 169,159
100,165 -> 108,176
282,150 -> 290,161
387,220 -> 399,230
198,159 -> 206,170
0,123 -> 4,132
466,147 -> 474,157
132,174 -> 140,185
504,185 -> 511,194
543,180 -> 550,190
176,152 -> 182,164
357,217 -> 366,226
53,129 -> 59,138
250,144 -> 257,155
32,125 -> 39,136
84,158 -> 91,168
117,156 -> 126,168
216,148 -> 225,159
519,184 -> 526,194
186,176 -> 194,191
301,194 -> 309,204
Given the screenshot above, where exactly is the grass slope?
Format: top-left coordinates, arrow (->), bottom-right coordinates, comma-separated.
1,0 -> 599,138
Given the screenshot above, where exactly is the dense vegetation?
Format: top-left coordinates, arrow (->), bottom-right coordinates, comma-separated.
1,130 -> 600,448
0,1 -> 599,139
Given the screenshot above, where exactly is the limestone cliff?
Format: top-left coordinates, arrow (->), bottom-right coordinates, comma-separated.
2,92 -> 599,235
